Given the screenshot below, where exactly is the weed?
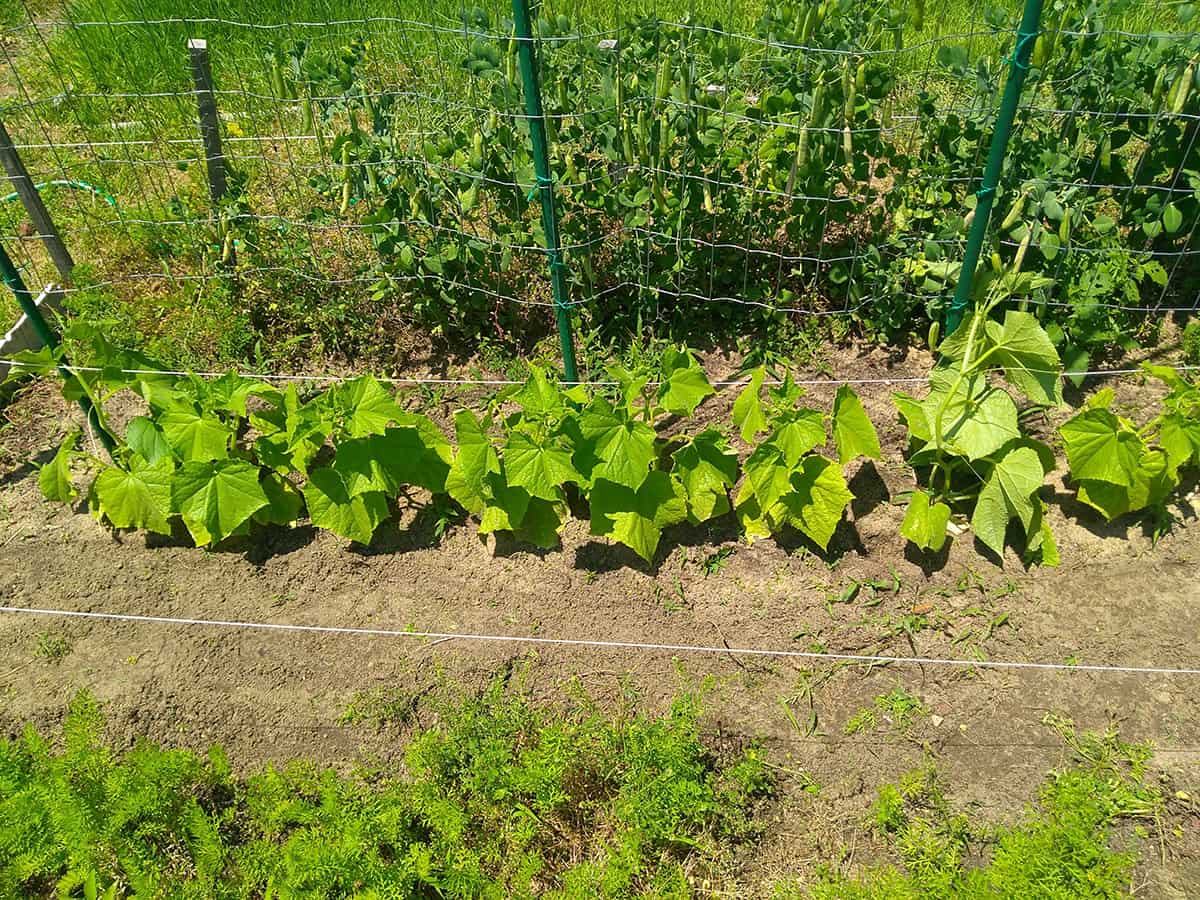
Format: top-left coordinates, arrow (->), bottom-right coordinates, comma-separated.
701,546 -> 735,577
844,687 -> 928,736
34,631 -> 71,664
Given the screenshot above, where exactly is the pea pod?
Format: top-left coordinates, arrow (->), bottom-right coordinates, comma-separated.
1059,208 -> 1071,245
703,179 -> 715,215
1152,65 -> 1168,109
339,141 -> 352,216
1171,59 -> 1196,114
1099,134 -> 1111,170
1000,189 -> 1027,232
269,58 -> 286,100
927,320 -> 940,353
221,230 -> 235,264
799,5 -> 816,43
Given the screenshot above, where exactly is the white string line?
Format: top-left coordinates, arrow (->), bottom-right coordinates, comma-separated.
3,360 -> 1196,387
2,606 -> 1198,677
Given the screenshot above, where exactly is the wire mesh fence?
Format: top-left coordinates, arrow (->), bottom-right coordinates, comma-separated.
0,0 -> 1196,376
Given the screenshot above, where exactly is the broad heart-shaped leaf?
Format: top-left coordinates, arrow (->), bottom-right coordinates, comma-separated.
732,367 -> 767,442
190,371 -> 270,418
513,497 -> 563,549
984,311 -> 1063,406
250,383 -> 326,475
39,431 -> 79,504
773,409 -> 827,466
589,472 -> 688,563
1077,449 -> 1177,521
900,489 -> 951,553
171,460 -> 269,546
303,467 -> 389,544
328,375 -> 403,438
831,386 -> 881,464
93,456 -> 174,535
736,442 -> 793,513
334,425 -> 451,498
777,455 -> 853,551
892,392 -> 931,445
1059,408 -> 1143,487
672,428 -> 738,523
971,445 -> 1045,557
921,370 -> 1019,461
504,430 -> 579,501
478,470 -> 532,535
576,398 -> 657,489
159,404 -> 231,462
445,409 -> 499,514
515,365 -> 564,420
1158,411 -> 1200,476
126,416 -> 173,466
253,472 -> 305,526
656,346 -> 714,416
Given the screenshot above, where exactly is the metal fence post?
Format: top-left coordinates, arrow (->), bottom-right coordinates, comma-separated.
187,38 -> 236,267
944,0 -> 1045,335
0,117 -> 75,282
511,0 -> 579,383
0,240 -> 115,453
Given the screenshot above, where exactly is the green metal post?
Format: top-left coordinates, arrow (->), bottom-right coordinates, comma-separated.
511,0 -> 579,383
944,0 -> 1045,335
0,241 -> 116,453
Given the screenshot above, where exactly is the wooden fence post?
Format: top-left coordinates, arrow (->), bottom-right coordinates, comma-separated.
187,38 -> 237,268
0,117 -> 75,282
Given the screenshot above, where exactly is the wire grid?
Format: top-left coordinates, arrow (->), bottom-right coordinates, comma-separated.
0,0 -> 1196,375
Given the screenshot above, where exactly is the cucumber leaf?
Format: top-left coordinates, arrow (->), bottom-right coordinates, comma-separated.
171,460 -> 268,546
900,489 -> 950,552
303,466 -> 389,544
93,456 -> 174,535
589,471 -> 688,562
832,385 -> 881,464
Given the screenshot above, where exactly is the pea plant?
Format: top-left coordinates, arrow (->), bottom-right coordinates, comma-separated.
1059,364 -> 1200,530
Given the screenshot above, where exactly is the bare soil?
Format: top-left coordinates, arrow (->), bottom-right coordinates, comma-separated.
1,350 -> 1200,896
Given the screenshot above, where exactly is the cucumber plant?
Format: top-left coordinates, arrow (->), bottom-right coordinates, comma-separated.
894,278 -> 1062,563
732,368 -> 881,551
1059,364 -> 1200,530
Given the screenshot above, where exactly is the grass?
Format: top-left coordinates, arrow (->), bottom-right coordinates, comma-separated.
0,687 -> 1172,898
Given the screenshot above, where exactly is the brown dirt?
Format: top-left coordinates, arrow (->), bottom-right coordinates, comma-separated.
2,353 -> 1200,896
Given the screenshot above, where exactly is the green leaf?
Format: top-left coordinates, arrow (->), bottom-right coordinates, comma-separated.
159,404 -> 231,462
445,409 -> 499,514
1158,412 -> 1200,476
922,371 -> 1019,461
329,375 -> 403,438
900,489 -> 950,552
831,385 -> 881,464
504,431 -> 579,501
732,368 -> 767,442
971,446 -> 1044,556
92,456 -> 174,535
39,431 -> 79,504
171,460 -> 269,546
773,409 -> 828,466
984,311 -> 1063,406
1059,409 -> 1143,487
672,428 -> 738,524
254,472 -> 305,526
333,425 -> 451,498
737,443 -> 793,512
303,467 -> 389,544
657,346 -> 714,416
893,392 -> 931,445
1077,450 -> 1177,521
513,497 -> 562,549
577,398 -> 657,489
478,471 -> 532,535
777,455 -> 853,551
589,471 -> 688,562
515,365 -> 564,420
126,416 -> 173,466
